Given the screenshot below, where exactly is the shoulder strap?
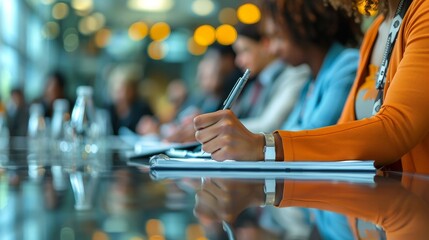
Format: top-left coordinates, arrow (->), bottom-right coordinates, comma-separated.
372,0 -> 413,115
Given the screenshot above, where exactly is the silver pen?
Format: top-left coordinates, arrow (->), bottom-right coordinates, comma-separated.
222,69 -> 251,110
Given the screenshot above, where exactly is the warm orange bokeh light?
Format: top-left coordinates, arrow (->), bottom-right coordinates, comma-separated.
237,3 -> 261,24
216,24 -> 237,45
128,21 -> 149,41
150,22 -> 171,41
193,25 -> 216,46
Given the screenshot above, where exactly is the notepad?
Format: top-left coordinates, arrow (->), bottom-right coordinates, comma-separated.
136,154 -> 376,172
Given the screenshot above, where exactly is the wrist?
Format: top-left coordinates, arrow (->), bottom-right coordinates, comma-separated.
255,134 -> 265,160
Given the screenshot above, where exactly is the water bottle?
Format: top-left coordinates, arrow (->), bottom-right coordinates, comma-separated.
51,99 -> 70,156
27,103 -> 48,160
28,103 -> 47,138
69,86 -> 99,159
51,99 -> 69,139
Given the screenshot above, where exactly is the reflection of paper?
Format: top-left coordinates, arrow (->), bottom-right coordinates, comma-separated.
149,169 -> 375,184
147,155 -> 376,172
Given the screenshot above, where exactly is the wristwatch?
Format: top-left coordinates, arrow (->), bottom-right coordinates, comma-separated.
263,178 -> 276,206
262,133 -> 276,161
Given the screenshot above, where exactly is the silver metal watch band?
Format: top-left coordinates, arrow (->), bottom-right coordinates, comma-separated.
264,178 -> 276,206
262,133 -> 276,161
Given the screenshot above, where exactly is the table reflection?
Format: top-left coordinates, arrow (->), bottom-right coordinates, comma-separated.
193,173 -> 429,240
1,136 -> 429,239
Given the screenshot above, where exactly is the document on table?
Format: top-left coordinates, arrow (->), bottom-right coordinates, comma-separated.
138,154 -> 376,172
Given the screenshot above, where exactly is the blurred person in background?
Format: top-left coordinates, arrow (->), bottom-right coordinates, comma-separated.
166,79 -> 190,120
232,22 -> 310,132
6,88 -> 28,136
138,45 -> 240,142
265,0 -> 361,132
107,64 -> 154,135
35,71 -> 70,119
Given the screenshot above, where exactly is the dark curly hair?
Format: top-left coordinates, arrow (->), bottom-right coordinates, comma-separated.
262,0 -> 363,49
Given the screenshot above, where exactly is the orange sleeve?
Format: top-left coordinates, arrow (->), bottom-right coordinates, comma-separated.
279,178 -> 429,240
275,0 -> 429,173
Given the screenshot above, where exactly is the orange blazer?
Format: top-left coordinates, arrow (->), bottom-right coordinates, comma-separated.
276,0 -> 429,174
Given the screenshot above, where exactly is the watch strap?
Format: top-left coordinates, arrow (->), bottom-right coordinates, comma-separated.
262,133 -> 276,161
263,178 -> 276,206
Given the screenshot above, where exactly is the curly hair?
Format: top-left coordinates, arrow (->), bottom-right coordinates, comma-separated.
263,0 -> 363,49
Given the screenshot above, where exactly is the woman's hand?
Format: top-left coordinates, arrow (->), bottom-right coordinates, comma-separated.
194,110 -> 264,161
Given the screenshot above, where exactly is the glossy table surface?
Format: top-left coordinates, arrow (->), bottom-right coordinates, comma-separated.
0,137 -> 428,240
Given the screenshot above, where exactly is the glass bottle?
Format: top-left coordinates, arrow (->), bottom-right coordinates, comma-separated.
69,86 -> 98,159
28,103 -> 47,138
51,99 -> 70,156
51,99 -> 69,139
27,103 -> 48,161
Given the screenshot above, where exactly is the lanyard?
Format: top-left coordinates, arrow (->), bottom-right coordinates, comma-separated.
372,0 -> 412,115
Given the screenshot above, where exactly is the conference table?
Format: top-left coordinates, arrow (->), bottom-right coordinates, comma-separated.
0,136 -> 428,240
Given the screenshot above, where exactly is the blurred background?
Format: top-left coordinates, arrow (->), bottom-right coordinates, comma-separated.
0,0 -> 260,123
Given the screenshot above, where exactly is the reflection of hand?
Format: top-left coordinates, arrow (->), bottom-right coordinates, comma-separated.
194,178 -> 264,224
194,110 -> 264,161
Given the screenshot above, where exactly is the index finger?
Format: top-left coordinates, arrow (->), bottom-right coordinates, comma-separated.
193,110 -> 230,130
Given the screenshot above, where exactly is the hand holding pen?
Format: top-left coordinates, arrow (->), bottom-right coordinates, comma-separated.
194,69 -> 266,161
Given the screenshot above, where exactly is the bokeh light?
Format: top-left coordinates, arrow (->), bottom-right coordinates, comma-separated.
63,28 -> 80,52
71,0 -> 93,12
237,3 -> 260,24
148,41 -> 167,60
52,2 -> 69,20
78,13 -> 105,35
216,24 -> 237,45
127,0 -> 174,12
129,21 -> 149,41
193,24 -> 216,46
192,0 -> 215,16
95,28 -> 111,48
146,219 -> 165,237
150,22 -> 171,41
